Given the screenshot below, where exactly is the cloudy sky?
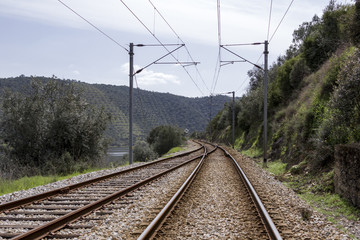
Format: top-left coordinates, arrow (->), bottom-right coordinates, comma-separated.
0,0 -> 350,97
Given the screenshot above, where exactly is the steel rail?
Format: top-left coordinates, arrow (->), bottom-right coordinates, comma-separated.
218,146 -> 282,240
11,150 -> 206,240
138,144 -> 217,239
0,144 -> 203,212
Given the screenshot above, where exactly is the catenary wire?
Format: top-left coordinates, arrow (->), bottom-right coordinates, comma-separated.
212,61 -> 222,94
217,0 -> 222,47
211,0 -> 223,95
57,0 -> 128,52
147,0 -> 210,93
269,0 -> 295,43
119,0 -> 205,96
267,0 -> 273,41
211,51 -> 221,93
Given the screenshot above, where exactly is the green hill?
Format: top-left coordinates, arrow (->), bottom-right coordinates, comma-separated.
0,76 -> 230,146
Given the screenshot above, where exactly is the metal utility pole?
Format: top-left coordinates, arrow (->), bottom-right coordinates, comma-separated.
127,43 -> 188,165
129,43 -> 134,165
209,95 -> 213,141
232,91 -> 235,149
263,40 -> 269,165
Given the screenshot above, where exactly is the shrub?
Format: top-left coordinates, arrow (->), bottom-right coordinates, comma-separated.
318,48 -> 360,146
289,57 -> 310,89
147,125 -> 185,156
351,0 -> 360,46
0,79 -> 110,176
133,140 -> 158,162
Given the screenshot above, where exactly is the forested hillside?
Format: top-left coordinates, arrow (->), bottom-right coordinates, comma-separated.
208,1 -> 360,170
0,76 -> 230,146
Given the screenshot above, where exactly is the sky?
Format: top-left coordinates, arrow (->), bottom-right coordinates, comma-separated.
0,0 -> 351,98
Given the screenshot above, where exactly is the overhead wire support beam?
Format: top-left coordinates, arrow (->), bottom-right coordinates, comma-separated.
133,44 -> 185,75
221,42 -> 263,46
220,45 -> 263,70
135,43 -> 183,47
154,62 -> 200,67
220,60 -> 246,67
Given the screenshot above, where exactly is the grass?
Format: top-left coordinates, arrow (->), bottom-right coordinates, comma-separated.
166,146 -> 183,154
299,192 -> 360,221
240,147 -> 262,158
0,167 -> 107,196
265,159 -> 288,176
162,146 -> 185,158
258,158 -> 359,239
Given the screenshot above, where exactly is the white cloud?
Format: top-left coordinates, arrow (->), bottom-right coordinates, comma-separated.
68,64 -> 80,76
72,70 -> 80,75
121,63 -> 180,86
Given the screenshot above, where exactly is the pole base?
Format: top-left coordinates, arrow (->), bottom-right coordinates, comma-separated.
263,158 -> 267,168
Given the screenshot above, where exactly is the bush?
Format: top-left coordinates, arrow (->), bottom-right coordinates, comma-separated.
133,141 -> 158,162
351,1 -> 360,46
0,79 -> 110,176
289,57 -> 310,89
147,126 -> 185,156
318,48 -> 360,146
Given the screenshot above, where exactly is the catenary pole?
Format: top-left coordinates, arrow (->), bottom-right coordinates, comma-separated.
232,91 -> 235,149
263,40 -> 269,165
129,43 -> 134,165
128,43 -> 187,165
209,95 -> 212,141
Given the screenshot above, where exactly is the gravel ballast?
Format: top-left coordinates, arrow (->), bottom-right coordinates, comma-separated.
158,147 -> 268,239
227,147 -> 357,240
0,141 -> 199,205
1,141 -> 358,239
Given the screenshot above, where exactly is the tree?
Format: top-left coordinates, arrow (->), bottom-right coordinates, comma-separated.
0,79 -> 110,175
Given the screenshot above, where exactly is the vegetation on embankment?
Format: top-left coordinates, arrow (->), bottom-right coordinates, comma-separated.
262,159 -> 360,236
208,0 -> 360,172
208,0 -> 360,211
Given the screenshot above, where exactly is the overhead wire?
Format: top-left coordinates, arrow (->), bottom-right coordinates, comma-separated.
217,0 -> 222,48
269,0 -> 295,43
57,0 -> 128,52
119,0 -> 204,96
211,51 -> 221,93
212,60 -> 222,94
267,0 -> 273,41
235,0 -> 273,95
211,0 -> 223,95
147,0 -> 210,94
236,0 -> 296,94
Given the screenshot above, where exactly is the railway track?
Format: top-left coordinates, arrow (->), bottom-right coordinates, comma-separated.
137,144 -> 282,240
0,141 -> 281,239
0,142 -> 207,239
